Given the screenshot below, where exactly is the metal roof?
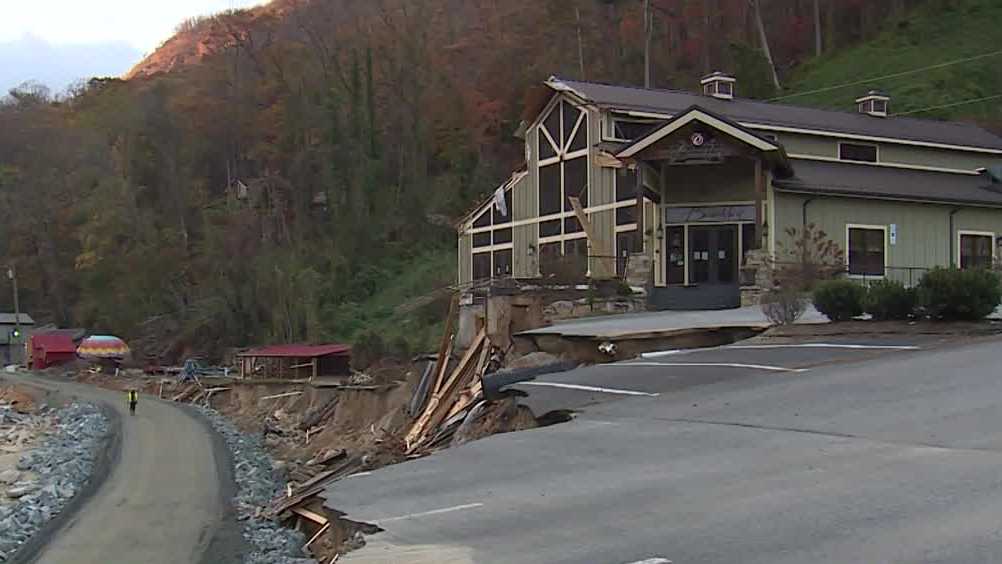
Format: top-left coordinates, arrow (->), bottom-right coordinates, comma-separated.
0,313 -> 35,325
774,159 -> 1002,206
238,344 -> 352,358
551,78 -> 1002,152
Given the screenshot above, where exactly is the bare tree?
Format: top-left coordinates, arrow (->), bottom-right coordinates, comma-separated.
644,0 -> 653,88
814,0 -> 822,56
750,0 -> 781,90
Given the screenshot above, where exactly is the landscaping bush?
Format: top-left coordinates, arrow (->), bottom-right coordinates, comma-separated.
864,279 -> 917,321
917,267 -> 1002,320
812,279 -> 865,321
760,288 -> 807,326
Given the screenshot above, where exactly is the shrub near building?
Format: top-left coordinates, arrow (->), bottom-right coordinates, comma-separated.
917,268 -> 1002,321
812,280 -> 865,322
864,280 -> 917,321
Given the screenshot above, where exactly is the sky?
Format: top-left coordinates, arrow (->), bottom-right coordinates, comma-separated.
1,0 -> 266,93
1,0 -> 266,53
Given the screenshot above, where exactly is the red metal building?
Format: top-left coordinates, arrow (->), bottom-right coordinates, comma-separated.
29,333 -> 78,370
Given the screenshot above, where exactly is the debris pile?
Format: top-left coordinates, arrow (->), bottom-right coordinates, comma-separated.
404,328 -> 500,454
0,402 -> 109,561
196,407 -> 314,564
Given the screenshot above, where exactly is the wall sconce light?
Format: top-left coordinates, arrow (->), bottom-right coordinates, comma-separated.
527,244 -> 536,257
655,224 -> 665,240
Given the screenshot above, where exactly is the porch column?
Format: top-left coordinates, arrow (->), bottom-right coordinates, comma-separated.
634,165 -> 645,250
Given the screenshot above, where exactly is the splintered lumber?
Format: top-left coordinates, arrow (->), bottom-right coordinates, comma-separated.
260,391 -> 303,401
304,522 -> 332,553
406,331 -> 487,452
171,384 -> 199,402
291,506 -> 329,525
445,345 -> 490,421
430,295 -> 459,394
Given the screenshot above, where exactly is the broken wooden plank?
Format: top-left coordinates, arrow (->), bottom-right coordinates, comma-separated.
291,506 -> 329,525
260,391 -> 303,401
304,522 -> 332,553
568,196 -> 614,279
408,333 -> 488,452
430,294 -> 459,394
405,330 -> 485,449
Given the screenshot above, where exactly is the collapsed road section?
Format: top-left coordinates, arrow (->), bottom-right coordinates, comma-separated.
0,384 -> 112,562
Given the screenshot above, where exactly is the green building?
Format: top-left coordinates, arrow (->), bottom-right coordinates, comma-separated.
457,74 -> 1002,309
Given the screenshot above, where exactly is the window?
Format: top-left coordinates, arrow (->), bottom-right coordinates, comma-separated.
473,232 -> 491,248
848,226 -> 886,276
493,249 -> 513,278
492,228 -> 512,245
473,252 -> 491,280
612,119 -> 659,141
616,205 -> 637,226
616,168 -> 638,202
839,143 -> 878,163
539,164 -> 561,215
536,99 -> 589,240
616,231 -> 638,275
960,232 -> 994,270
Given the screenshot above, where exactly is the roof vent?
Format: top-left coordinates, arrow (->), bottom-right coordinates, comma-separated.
856,90 -> 890,118
700,72 -> 735,100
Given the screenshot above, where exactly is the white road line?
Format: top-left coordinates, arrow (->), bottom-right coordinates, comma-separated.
727,343 -> 920,350
521,382 -> 660,397
642,343 -> 920,359
345,471 -> 372,479
625,362 -> 808,373
622,558 -> 672,564
372,502 -> 485,525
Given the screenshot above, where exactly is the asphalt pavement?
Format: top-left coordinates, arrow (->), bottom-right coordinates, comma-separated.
5,373 -> 238,564
326,336 -> 1002,564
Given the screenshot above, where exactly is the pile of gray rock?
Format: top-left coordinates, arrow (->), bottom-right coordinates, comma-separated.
0,403 -> 109,561
196,407 -> 313,564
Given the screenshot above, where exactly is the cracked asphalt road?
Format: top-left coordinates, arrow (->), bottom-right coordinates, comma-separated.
325,336 -> 1002,564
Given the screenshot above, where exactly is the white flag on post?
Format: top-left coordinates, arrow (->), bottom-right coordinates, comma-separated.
493,186 -> 508,218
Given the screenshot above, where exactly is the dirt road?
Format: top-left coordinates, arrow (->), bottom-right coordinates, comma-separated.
5,373 -> 239,564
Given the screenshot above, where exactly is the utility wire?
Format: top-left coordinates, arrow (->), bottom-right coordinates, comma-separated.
892,93 -> 1002,116
769,49 -> 1002,102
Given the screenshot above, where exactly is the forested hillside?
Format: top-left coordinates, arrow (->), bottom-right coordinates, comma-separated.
0,0 -> 997,361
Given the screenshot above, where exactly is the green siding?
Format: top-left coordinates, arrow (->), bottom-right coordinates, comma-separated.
775,193 -> 1002,283
879,144 -> 999,171
778,133 -> 837,158
458,233 -> 472,284
511,171 -> 537,278
665,160 -> 756,204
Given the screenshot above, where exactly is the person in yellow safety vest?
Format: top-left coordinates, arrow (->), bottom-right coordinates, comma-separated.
127,389 -> 138,415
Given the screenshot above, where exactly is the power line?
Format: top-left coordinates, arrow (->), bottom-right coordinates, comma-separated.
769,49 -> 1002,102
893,93 -> 1002,116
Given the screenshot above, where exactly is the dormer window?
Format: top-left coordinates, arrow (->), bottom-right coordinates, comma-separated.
856,90 -> 890,117
701,72 -> 736,100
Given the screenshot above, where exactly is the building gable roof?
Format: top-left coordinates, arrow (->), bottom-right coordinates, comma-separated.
0,313 -> 34,325
616,105 -> 781,158
549,77 -> 1002,153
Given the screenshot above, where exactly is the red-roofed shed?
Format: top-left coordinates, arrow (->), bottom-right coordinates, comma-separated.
237,343 -> 352,379
29,333 -> 78,370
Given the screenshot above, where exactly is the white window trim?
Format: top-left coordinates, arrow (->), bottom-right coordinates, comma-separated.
837,141 -> 880,163
845,223 -> 889,279
956,230 -> 997,268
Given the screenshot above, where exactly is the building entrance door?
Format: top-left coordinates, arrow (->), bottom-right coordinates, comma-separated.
688,225 -> 737,285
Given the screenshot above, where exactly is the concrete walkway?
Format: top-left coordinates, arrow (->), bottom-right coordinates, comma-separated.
521,304 -> 827,338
